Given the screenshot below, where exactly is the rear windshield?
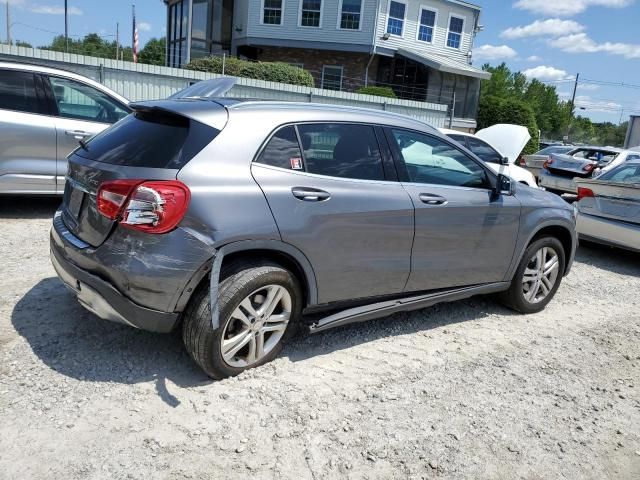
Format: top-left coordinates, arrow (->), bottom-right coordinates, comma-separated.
75,110 -> 219,169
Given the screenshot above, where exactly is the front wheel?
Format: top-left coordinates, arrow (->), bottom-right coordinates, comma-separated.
182,263 -> 302,379
499,237 -> 565,314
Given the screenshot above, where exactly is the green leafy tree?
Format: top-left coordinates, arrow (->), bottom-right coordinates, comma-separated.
138,37 -> 166,66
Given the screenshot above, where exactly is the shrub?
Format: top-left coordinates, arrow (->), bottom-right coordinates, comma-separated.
356,86 -> 397,98
477,95 -> 540,155
185,56 -> 315,87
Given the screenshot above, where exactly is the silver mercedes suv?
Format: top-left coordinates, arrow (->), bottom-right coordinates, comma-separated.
51,82 -> 576,379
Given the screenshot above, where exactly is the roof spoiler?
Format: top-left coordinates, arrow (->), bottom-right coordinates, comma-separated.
169,77 -> 237,100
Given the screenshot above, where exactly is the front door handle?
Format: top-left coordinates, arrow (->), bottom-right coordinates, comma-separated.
65,130 -> 92,140
419,193 -> 447,205
292,187 -> 331,202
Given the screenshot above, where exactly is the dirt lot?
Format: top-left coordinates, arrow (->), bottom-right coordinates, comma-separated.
0,197 -> 639,480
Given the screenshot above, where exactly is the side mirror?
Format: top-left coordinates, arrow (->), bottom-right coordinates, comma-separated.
500,156 -> 510,165
495,174 -> 514,196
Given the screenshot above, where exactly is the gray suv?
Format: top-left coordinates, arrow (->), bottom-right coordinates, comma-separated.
50,94 -> 576,379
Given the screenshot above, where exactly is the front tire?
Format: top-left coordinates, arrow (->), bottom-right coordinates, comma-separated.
182,263 -> 302,379
499,237 -> 565,314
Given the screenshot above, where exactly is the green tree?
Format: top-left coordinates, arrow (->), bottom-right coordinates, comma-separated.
138,37 -> 166,66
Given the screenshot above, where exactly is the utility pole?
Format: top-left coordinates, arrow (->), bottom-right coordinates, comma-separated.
64,0 -> 69,52
116,22 -> 119,60
6,1 -> 11,45
566,73 -> 580,143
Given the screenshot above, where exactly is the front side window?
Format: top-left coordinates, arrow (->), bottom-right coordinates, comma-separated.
386,1 -> 406,36
49,77 -> 129,124
321,65 -> 343,91
263,0 -> 283,25
339,0 -> 362,30
417,8 -> 436,43
300,0 -> 322,27
391,129 -> 488,188
298,123 -> 385,181
256,125 -> 304,170
447,16 -> 464,49
0,70 -> 39,114
465,137 -> 503,164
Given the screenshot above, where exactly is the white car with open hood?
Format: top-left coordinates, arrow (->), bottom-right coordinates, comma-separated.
440,124 -> 538,188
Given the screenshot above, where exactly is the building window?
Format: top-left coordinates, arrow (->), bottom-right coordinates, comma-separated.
338,0 -> 362,30
321,65 -> 343,91
263,0 -> 283,25
300,0 -> 322,27
386,1 -> 406,36
417,8 -> 436,43
447,15 -> 464,49
168,0 -> 189,68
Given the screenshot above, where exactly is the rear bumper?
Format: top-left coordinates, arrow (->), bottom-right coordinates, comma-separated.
577,211 -> 640,253
50,211 -> 183,333
538,170 -> 577,193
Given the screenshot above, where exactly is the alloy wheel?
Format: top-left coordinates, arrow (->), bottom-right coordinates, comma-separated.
522,246 -> 560,304
220,285 -> 292,368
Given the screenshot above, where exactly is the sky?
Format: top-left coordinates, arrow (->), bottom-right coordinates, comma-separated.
3,0 -> 640,124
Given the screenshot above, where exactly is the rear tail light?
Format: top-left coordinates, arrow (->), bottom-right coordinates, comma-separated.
543,157 -> 553,170
583,163 -> 595,173
518,156 -> 527,167
97,180 -> 190,234
577,187 -> 595,201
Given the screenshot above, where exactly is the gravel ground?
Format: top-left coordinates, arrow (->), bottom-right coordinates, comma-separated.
1,197 -> 639,480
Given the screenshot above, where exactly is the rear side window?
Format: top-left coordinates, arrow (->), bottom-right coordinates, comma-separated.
256,126 -> 304,170
75,110 -> 218,169
297,123 -> 385,181
0,70 -> 39,114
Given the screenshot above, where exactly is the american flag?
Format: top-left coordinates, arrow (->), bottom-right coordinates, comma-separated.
132,5 -> 139,63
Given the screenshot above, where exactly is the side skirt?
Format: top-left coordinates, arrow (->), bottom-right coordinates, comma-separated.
308,282 -> 510,334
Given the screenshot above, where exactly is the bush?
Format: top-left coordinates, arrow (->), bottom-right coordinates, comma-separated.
477,95 -> 540,155
356,86 -> 397,98
185,56 -> 315,87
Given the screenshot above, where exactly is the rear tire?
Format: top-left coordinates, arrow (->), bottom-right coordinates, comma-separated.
182,262 -> 302,379
499,237 -> 565,314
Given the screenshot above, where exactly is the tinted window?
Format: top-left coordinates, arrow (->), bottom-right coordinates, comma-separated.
256,126 -> 304,170
298,123 -> 385,181
466,136 -> 503,164
75,110 -> 218,169
49,77 -> 129,124
391,129 -> 489,188
0,70 -> 39,114
447,134 -> 468,145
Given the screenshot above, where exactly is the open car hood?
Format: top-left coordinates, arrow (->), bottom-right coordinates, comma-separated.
475,124 -> 531,164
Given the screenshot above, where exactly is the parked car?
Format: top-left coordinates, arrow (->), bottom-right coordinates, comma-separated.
0,62 -> 130,195
521,145 -> 575,179
440,125 -> 538,188
575,159 -> 640,252
538,146 -> 623,195
594,148 -> 640,177
50,84 -> 576,379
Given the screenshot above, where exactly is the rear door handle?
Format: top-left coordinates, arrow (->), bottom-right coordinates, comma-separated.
65,130 -> 92,139
292,187 -> 331,202
419,193 -> 447,205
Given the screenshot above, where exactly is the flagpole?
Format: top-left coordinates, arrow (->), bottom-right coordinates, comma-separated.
132,4 -> 138,63
64,0 -> 68,52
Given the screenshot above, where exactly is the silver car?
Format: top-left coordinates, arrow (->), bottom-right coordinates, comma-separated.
521,145 -> 574,179
50,85 -> 577,379
575,159 -> 640,252
0,62 -> 130,195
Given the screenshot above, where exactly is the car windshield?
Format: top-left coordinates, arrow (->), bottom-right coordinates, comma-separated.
598,163 -> 640,183
570,149 -> 619,162
536,146 -> 573,155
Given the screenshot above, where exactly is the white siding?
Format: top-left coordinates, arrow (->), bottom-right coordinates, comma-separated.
245,0 -> 376,47
376,0 -> 476,62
